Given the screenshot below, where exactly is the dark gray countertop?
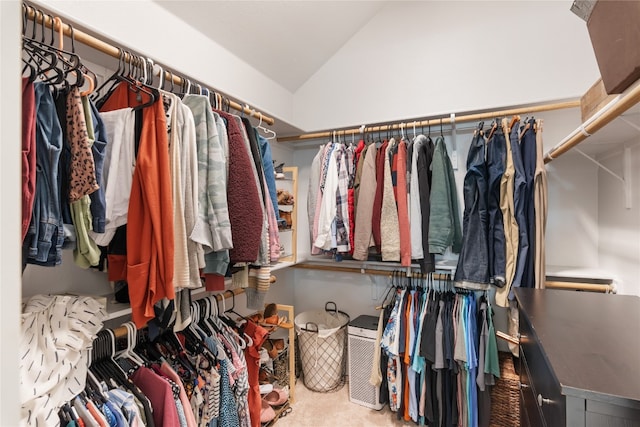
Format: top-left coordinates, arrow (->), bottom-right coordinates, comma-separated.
514,288 -> 640,408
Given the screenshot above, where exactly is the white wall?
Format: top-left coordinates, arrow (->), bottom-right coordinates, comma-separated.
598,144 -> 640,296
293,1 -> 600,132
36,0 -> 295,126
0,1 -> 23,424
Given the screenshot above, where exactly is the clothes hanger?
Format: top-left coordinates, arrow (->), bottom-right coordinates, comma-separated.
91,47 -> 124,103
66,23 -> 95,96
257,112 -> 277,140
49,16 -> 86,91
22,11 -> 78,87
21,7 -> 55,82
487,119 -> 498,140
520,116 -> 534,140
509,114 -> 520,133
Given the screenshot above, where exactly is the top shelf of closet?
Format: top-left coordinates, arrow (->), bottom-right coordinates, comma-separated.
545,78 -> 640,162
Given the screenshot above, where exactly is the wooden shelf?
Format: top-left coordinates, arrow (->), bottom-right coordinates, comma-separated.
277,167 -> 298,263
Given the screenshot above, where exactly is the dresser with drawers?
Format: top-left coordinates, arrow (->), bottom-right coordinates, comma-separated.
515,288 -> 640,427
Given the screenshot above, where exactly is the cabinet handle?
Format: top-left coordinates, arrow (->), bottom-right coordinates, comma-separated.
537,394 -> 552,407
520,383 -> 530,390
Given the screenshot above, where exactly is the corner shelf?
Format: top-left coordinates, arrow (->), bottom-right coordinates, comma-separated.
276,166 -> 298,264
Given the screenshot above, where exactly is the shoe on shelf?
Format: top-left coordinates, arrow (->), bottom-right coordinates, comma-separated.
277,189 -> 294,205
260,383 -> 274,395
264,387 -> 289,406
260,399 -> 276,423
264,315 -> 293,329
273,161 -> 285,179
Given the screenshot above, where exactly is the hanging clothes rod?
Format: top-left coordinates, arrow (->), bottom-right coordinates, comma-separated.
544,79 -> 640,163
23,4 -> 275,126
277,99 -> 579,142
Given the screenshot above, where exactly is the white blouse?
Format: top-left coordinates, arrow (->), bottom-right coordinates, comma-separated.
20,295 -> 105,427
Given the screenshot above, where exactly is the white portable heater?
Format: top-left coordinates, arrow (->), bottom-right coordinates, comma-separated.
347,315 -> 385,410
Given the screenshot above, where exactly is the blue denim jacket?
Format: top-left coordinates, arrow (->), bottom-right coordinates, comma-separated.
88,100 -> 108,233
258,133 -> 284,225
23,83 -> 64,266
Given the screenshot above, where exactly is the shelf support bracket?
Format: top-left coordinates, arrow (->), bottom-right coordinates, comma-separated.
575,147 -> 632,209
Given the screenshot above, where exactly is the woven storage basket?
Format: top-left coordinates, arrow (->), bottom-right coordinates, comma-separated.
294,302 -> 349,392
490,352 -> 520,427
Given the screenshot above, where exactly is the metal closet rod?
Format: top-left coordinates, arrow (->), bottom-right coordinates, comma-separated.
24,3 -> 275,126
278,99 -> 580,142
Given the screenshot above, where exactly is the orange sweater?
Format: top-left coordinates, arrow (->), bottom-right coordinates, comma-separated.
100,83 -> 174,327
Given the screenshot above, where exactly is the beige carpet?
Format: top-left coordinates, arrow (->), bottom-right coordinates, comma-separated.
272,379 -> 414,427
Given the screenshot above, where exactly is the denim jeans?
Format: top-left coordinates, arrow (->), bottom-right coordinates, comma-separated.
486,127 -> 506,286
520,118 -> 537,287
88,100 -> 107,233
454,128 -> 489,285
23,83 -> 64,267
509,122 -> 529,290
258,133 -> 284,225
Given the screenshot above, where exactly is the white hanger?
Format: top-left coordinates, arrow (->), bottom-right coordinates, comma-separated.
257,112 -> 277,140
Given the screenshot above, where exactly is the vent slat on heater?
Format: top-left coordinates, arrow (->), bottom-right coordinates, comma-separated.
347,333 -> 384,410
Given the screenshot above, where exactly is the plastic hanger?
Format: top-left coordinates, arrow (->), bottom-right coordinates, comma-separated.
257,112 -> 277,140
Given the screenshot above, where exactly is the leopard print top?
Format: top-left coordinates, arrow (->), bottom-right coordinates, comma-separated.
66,87 -> 99,202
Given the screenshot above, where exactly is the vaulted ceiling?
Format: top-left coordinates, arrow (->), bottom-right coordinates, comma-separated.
153,1 -> 388,92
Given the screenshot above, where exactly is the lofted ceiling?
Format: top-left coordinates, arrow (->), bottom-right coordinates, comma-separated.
153,1 -> 388,93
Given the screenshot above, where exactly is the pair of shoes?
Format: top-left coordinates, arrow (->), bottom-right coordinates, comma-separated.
279,406 -> 293,418
262,340 -> 279,359
278,210 -> 292,227
273,161 -> 285,179
264,387 -> 289,406
259,366 -> 276,384
259,383 -> 273,395
263,315 -> 293,329
277,189 -> 294,205
260,399 -> 276,423
271,338 -> 285,351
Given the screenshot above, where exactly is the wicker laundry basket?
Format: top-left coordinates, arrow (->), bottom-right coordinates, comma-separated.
490,352 -> 521,427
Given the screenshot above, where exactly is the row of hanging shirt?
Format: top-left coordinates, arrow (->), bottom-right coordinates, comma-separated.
372,275 -> 500,427
308,130 -> 462,273
454,118 -> 548,307
21,24 -> 283,328
20,293 -> 271,427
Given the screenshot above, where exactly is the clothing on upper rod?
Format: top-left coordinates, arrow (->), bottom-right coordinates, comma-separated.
308,132 -> 462,274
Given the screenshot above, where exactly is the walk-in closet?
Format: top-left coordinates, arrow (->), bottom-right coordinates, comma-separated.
2,1 -> 639,426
